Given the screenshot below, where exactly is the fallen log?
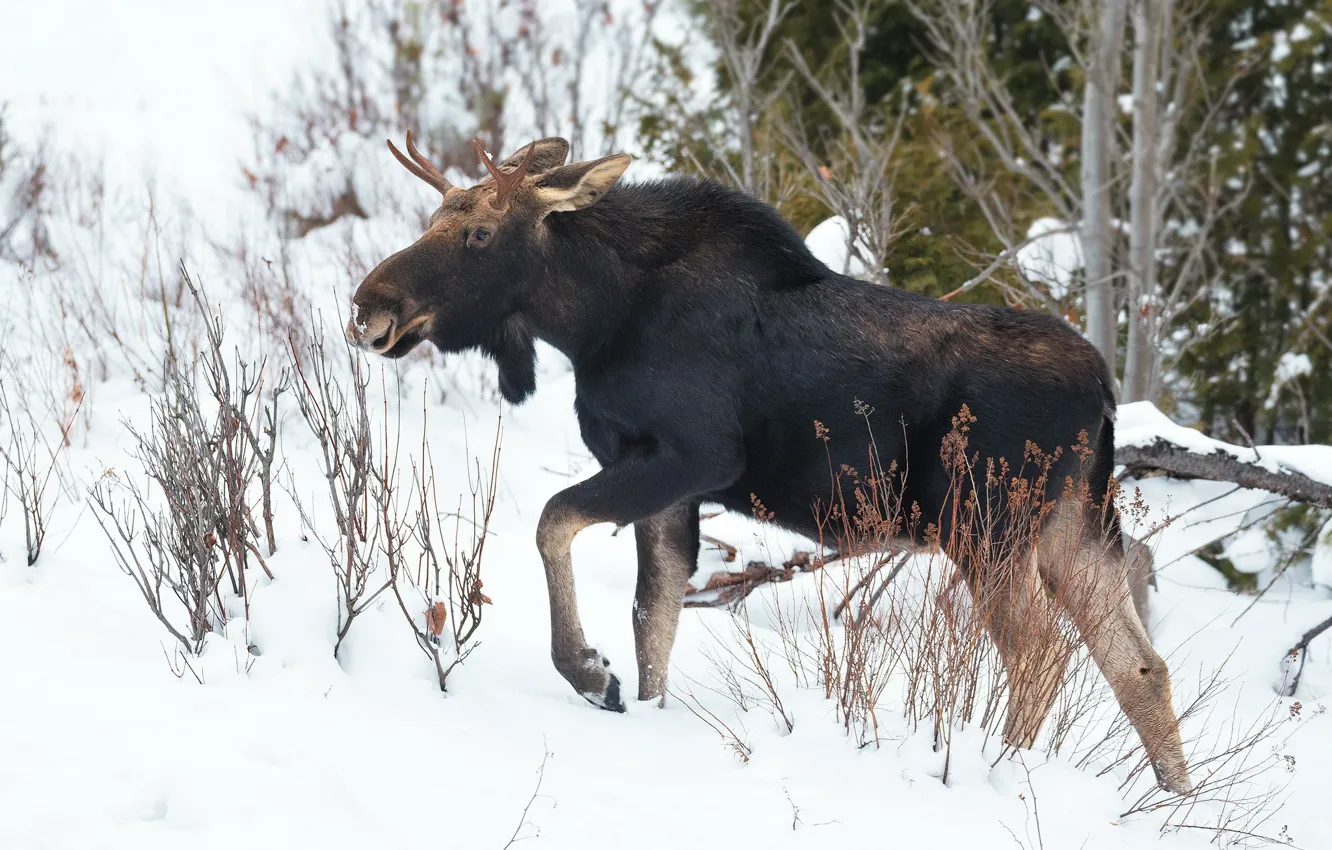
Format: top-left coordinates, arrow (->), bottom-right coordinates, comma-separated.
1117,439 -> 1332,509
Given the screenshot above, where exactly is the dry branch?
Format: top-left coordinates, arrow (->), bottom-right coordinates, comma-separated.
683,550 -> 820,609
1278,612 -> 1332,698
287,323 -> 388,657
1117,439 -> 1332,509
1118,438 -> 1332,706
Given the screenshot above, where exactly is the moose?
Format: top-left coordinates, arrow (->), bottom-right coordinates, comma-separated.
347,134 -> 1191,794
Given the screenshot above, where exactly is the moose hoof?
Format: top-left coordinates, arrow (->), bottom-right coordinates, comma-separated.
1152,761 -> 1193,796
568,649 -> 626,712
583,672 -> 625,713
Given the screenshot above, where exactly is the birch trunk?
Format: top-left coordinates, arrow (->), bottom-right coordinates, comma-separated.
1081,0 -> 1127,369
1124,0 -> 1162,402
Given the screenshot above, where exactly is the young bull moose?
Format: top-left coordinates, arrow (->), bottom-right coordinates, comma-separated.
347,135 -> 1192,794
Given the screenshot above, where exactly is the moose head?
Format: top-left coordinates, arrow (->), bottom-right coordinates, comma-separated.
345,133 -> 631,373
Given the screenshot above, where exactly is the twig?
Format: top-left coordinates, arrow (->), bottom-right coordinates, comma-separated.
831,552 -> 898,620
1278,612 -> 1332,697
700,532 -> 738,562
938,226 -> 1076,301
500,744 -> 554,849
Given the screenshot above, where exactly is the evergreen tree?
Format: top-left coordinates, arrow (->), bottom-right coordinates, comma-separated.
1179,0 -> 1332,443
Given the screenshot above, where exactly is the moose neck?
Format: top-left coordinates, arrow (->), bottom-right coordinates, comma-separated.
522,260 -> 631,364
521,188 -> 668,363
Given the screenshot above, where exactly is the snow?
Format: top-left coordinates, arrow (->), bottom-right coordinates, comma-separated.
1223,525 -> 1283,575
1274,31 -> 1293,63
1315,517 -> 1332,590
12,348 -> 1283,850
805,214 -> 869,278
3,4 -> 1332,849
0,0 -> 317,228
1267,351 -> 1314,409
1118,400 -> 1332,486
1016,216 -> 1082,299
1275,353 -> 1314,384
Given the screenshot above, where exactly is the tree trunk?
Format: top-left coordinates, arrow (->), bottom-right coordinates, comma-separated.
1081,0 -> 1128,368
1123,0 -> 1162,403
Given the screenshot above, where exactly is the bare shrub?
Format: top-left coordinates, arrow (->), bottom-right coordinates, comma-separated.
287,323 -> 391,657
0,442 -> 7,553
244,0 -> 662,238
0,108 -> 57,270
33,181 -> 215,402
1065,659 -> 1301,847
385,404 -> 501,691
287,323 -> 505,671
778,1 -> 914,283
0,373 -> 75,566
92,472 -> 222,655
0,404 -> 52,566
223,234 -> 313,362
695,0 -> 797,203
91,266 -> 286,656
699,612 -> 795,735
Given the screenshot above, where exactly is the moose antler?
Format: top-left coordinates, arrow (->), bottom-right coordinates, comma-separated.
472,139 -> 536,208
387,131 -> 454,195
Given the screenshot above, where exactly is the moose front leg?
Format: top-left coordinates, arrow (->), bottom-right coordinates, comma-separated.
535,500 -> 624,710
536,444 -> 739,712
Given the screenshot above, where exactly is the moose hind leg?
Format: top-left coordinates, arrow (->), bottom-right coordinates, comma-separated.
966,549 -> 1072,749
633,500 -> 699,703
1038,505 -> 1191,794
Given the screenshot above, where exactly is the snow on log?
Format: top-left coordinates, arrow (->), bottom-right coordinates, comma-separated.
1117,440 -> 1332,509
1115,401 -> 1332,509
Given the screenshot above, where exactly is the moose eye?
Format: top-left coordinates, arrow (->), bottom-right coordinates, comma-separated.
468,227 -> 492,248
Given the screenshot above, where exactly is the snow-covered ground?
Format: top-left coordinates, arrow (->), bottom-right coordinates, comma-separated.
3,3 -> 1332,849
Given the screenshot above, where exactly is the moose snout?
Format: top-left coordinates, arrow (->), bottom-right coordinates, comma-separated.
345,311 -> 397,353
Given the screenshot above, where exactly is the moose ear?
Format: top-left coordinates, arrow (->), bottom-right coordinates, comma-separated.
533,153 -> 632,213
498,137 -> 569,175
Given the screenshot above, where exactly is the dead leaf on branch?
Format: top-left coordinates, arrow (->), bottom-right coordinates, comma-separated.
426,602 -> 448,637
469,580 -> 493,606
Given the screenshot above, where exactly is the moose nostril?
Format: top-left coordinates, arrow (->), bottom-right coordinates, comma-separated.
357,314 -> 397,351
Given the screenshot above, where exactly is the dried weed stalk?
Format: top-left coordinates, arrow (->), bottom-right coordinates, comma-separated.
708,405 -> 1298,843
